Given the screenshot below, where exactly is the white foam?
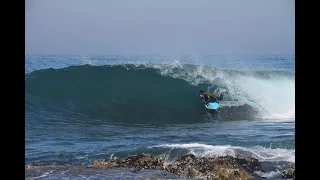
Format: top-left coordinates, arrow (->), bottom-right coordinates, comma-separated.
75,154 -> 89,160
152,143 -> 295,163
254,170 -> 282,179
81,56 -> 93,65
234,76 -> 295,120
26,171 -> 52,180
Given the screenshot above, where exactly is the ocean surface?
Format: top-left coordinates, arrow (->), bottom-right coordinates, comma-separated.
25,54 -> 295,179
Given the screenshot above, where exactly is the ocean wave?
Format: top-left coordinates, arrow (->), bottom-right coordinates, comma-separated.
25,64 -> 295,124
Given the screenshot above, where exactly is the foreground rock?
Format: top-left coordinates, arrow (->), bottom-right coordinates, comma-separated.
282,163 -> 295,179
27,162 -> 52,169
92,154 -> 260,179
92,154 -> 165,170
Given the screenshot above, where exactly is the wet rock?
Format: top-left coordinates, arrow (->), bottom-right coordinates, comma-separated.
282,163 -> 295,179
92,160 -> 119,168
235,157 -> 260,173
165,155 -> 258,179
92,154 -> 165,170
92,154 -> 260,179
213,164 -> 253,180
123,154 -> 165,170
27,162 -> 52,168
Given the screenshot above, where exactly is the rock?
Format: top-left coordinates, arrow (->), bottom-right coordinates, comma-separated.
92,154 -> 164,170
92,160 -> 119,168
213,164 -> 253,180
282,163 -> 295,179
165,155 -> 257,180
27,162 -> 51,168
92,154 -> 260,179
235,157 -> 260,173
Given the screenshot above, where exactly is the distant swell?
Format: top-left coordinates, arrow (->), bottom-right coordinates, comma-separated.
25,64 -> 295,124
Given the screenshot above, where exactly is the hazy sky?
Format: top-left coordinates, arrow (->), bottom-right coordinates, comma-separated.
25,0 -> 294,55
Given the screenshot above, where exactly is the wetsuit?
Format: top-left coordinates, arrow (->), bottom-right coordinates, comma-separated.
200,93 -> 219,105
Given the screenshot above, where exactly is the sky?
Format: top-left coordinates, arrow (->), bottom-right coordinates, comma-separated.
25,0 -> 295,55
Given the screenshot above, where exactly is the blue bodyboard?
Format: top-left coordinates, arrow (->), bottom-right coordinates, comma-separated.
205,102 -> 220,110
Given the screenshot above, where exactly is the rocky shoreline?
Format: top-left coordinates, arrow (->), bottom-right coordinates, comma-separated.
282,163 -> 295,179
27,154 -> 295,179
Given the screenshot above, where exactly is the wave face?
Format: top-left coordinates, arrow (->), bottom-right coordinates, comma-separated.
25,64 -> 295,124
